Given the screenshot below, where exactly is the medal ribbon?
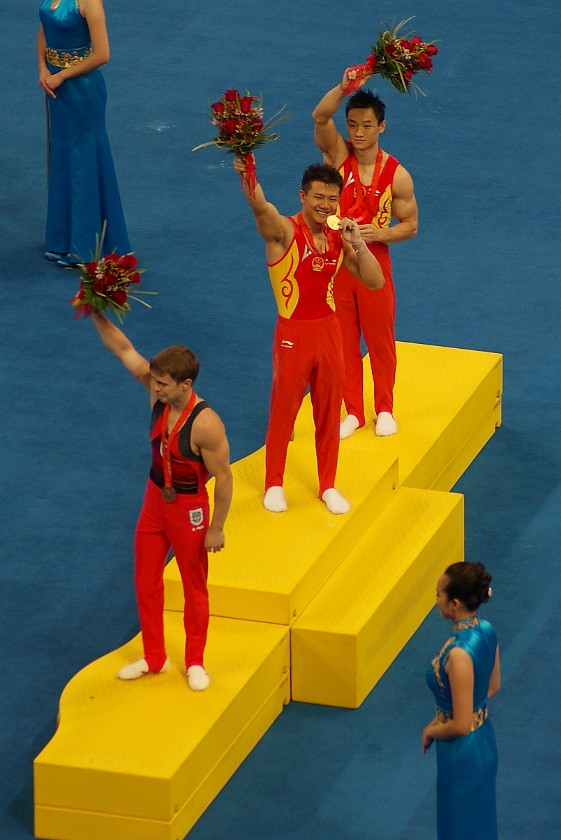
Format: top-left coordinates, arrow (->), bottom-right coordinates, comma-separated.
345,148 -> 383,223
161,390 -> 197,492
241,152 -> 258,198
296,212 -> 340,262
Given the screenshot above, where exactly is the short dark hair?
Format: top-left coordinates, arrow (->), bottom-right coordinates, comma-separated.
345,89 -> 386,123
301,163 -> 343,194
150,345 -> 199,383
442,562 -> 492,611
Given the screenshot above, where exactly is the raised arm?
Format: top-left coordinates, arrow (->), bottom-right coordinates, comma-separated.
312,68 -> 365,167
91,311 -> 151,389
39,0 -> 111,98
233,155 -> 294,255
192,410 -> 233,552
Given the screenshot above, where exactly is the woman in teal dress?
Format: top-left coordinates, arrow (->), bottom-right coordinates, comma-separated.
423,562 -> 501,840
38,0 -> 129,266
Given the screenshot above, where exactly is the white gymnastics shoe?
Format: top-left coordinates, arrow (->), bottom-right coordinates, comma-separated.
375,411 -> 398,437
321,488 -> 351,515
187,665 -> 211,692
117,657 -> 170,680
339,414 -> 360,439
264,486 -> 288,512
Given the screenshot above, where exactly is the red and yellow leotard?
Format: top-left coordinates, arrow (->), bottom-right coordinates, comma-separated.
264,214 -> 345,495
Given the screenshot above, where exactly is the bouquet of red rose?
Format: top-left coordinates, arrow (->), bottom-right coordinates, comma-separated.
344,18 -> 439,96
70,223 -> 154,322
192,89 -> 288,196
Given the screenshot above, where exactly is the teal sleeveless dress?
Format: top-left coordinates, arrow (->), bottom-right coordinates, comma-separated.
426,616 -> 498,839
39,0 -> 129,259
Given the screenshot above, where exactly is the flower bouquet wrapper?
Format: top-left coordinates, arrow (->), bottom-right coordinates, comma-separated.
193,89 -> 289,197
344,18 -> 439,96
69,222 -> 155,322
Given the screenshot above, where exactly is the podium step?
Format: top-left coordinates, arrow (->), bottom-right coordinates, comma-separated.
34,613 -> 289,840
291,487 -> 464,708
165,449 -> 398,626
318,341 -> 502,490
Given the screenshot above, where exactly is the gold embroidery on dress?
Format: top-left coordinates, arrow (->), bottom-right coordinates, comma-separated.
45,46 -> 92,68
432,636 -> 454,690
437,705 -> 488,732
453,615 -> 479,632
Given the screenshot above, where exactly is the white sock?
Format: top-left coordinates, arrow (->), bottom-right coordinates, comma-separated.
264,486 -> 288,512
339,414 -> 360,439
375,411 -> 398,437
187,665 -> 211,691
118,657 -> 169,680
321,488 -> 351,515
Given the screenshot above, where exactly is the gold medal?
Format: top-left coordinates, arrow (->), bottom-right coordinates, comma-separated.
326,215 -> 340,230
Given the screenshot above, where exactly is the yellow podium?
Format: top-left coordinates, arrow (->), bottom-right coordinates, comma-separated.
34,342 -> 502,839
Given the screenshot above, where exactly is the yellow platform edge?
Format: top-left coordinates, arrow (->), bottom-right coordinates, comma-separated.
291,489 -> 464,708
35,678 -> 289,840
403,357 -> 502,490
34,615 -> 289,824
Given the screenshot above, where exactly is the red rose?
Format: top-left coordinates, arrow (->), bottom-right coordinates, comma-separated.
129,272 -> 141,284
221,119 -> 239,135
410,36 -> 423,46
224,89 -> 239,102
104,252 -> 119,263
404,69 -> 413,80
111,288 -> 127,306
92,279 -> 106,294
385,42 -> 398,55
401,40 -> 412,51
365,54 -> 377,71
104,272 -> 119,287
86,261 -> 97,274
417,54 -> 433,70
251,118 -> 264,131
211,101 -> 225,115
118,253 -> 137,271
426,44 -> 438,55
239,96 -> 254,114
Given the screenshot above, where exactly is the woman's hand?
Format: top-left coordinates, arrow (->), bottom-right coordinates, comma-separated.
39,71 -> 66,97
39,70 -> 57,98
421,725 -> 435,754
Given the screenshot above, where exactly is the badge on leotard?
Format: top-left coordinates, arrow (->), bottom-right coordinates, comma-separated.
161,486 -> 177,502
326,215 -> 340,230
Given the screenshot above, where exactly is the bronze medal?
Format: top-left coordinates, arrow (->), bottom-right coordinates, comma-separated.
161,485 -> 176,502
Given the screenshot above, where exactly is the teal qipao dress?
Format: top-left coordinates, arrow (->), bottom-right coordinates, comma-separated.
39,0 -> 129,259
426,616 -> 498,840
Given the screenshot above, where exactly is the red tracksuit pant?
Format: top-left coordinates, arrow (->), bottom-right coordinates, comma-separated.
334,262 -> 396,424
265,313 -> 344,495
134,478 -> 209,671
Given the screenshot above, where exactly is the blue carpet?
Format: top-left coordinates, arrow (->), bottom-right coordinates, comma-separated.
2,1 -> 560,838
